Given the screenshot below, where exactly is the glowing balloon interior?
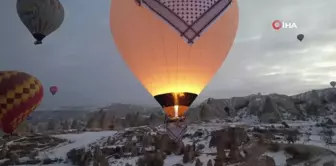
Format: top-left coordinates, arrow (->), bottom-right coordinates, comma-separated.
110,0 -> 239,129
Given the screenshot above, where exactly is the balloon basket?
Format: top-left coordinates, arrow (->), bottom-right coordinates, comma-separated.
34,40 -> 43,45
165,119 -> 187,143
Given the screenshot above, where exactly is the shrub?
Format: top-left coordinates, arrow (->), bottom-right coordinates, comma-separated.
268,143 -> 280,152
136,152 -> 164,166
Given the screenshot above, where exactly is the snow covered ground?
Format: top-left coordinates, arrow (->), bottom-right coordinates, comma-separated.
11,121 -> 336,166
43,131 -> 117,159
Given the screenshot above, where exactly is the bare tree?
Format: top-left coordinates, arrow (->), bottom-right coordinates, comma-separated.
286,130 -> 299,144
99,111 -> 108,129
61,120 -> 70,130
320,127 -> 334,147
303,132 -> 311,144
71,120 -> 78,129
86,117 -> 96,129
47,120 -> 56,131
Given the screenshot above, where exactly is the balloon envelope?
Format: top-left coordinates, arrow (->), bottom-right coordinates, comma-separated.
16,0 -> 65,45
0,71 -> 43,133
49,86 -> 58,95
110,0 -> 238,119
297,34 -> 304,41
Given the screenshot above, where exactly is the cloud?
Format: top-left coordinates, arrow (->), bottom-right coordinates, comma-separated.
203,0 -> 336,100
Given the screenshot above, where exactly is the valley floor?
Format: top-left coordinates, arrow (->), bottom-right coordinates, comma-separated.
4,121 -> 336,166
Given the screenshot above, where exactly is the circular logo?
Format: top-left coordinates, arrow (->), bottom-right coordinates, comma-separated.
272,20 -> 282,30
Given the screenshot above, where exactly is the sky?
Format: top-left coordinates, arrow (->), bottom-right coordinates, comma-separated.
1,0 -> 336,109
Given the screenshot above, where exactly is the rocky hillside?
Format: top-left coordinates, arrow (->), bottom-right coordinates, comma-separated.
2,88 -> 336,166
2,121 -> 336,166
186,88 -> 336,123
31,104 -> 160,123
18,88 -> 336,134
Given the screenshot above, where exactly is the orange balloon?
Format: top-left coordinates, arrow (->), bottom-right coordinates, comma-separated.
0,71 -> 44,133
110,0 -> 239,119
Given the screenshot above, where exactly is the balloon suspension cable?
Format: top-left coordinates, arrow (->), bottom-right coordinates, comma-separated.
165,117 -> 187,143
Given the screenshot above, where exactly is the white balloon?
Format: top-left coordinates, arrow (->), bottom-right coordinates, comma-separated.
17,0 -> 65,44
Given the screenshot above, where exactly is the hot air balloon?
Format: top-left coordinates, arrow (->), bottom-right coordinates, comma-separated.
297,34 -> 304,42
49,86 -> 58,95
16,0 -> 65,45
330,81 -> 336,88
110,0 -> 238,141
0,71 -> 44,134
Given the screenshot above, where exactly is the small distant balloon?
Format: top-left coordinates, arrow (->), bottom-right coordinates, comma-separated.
50,86 -> 58,95
297,34 -> 304,42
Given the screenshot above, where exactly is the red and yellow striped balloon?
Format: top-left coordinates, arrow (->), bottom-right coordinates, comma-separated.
0,71 -> 44,133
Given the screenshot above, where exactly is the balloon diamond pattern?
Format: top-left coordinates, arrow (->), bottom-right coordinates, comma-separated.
166,121 -> 187,142
139,0 -> 232,43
